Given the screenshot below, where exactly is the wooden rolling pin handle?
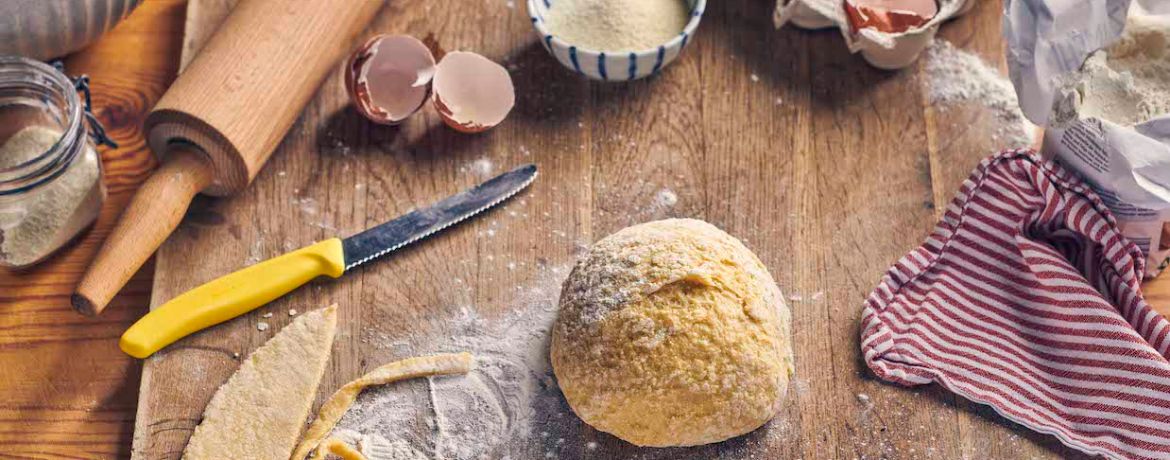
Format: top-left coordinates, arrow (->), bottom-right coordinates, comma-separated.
72,144 -> 214,316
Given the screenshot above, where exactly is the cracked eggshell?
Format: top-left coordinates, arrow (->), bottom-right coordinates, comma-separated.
431,51 -> 515,133
775,0 -> 966,69
844,0 -> 938,34
345,34 -> 437,125
774,0 -> 837,29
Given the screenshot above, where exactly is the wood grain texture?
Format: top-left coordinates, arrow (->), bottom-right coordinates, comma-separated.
0,1 -> 185,458
74,0 -> 384,317
127,0 -> 1133,459
1145,277 -> 1170,318
148,0 -> 383,194
75,145 -> 214,316
7,0 -> 1162,457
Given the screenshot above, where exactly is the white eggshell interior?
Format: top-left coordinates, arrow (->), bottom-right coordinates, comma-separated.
432,51 -> 516,130
361,35 -> 436,121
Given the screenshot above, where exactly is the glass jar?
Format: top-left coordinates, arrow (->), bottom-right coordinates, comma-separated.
0,56 -> 106,269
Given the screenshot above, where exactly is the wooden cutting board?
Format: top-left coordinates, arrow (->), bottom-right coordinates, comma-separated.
130,0 -> 1100,458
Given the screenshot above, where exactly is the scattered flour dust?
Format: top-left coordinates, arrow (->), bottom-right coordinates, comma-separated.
331,429 -> 428,459
460,157 -> 494,178
653,188 -> 677,208
923,40 -> 1035,149
349,263 -> 577,459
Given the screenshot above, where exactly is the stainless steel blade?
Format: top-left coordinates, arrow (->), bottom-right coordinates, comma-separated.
341,164 -> 537,270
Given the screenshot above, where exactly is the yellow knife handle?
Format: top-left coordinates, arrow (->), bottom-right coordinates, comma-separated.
119,238 -> 346,358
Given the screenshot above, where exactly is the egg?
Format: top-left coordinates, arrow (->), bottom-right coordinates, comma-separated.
844,0 -> 938,34
431,51 -> 515,133
345,34 -> 436,125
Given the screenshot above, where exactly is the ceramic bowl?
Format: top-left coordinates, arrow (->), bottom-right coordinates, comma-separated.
527,0 -> 706,81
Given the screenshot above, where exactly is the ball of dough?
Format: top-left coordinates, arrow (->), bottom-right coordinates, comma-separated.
550,218 -> 794,447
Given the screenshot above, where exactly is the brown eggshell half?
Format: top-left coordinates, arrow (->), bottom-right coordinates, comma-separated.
345,34 -> 437,125
431,51 -> 515,133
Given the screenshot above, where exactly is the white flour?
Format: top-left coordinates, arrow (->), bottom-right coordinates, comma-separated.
349,263 -> 574,459
923,40 -> 1034,149
543,0 -> 690,52
653,188 -> 677,208
0,126 -> 102,266
1064,11 -> 1170,126
331,429 -> 429,459
461,157 -> 494,178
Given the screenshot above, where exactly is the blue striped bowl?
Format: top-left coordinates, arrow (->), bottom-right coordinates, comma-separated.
527,0 -> 706,81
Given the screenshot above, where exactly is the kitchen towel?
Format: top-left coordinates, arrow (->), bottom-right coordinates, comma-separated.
861,149 -> 1170,460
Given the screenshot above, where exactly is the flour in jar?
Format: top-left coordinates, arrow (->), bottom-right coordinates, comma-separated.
0,125 -> 103,267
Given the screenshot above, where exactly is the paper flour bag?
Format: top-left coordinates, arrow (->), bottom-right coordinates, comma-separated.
1006,0 -> 1170,277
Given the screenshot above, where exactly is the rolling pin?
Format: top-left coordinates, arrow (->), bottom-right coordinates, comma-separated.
71,0 -> 383,316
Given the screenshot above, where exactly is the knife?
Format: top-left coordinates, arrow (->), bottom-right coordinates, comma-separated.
119,164 -> 537,358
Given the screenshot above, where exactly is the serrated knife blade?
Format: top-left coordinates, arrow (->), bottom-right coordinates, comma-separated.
342,163 -> 537,270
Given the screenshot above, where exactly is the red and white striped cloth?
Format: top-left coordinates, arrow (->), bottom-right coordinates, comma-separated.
861,150 -> 1170,460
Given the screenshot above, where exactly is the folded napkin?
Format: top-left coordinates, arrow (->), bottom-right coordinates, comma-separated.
861,150 -> 1170,460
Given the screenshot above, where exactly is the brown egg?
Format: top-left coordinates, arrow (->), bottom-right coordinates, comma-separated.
431,51 -> 515,133
345,34 -> 437,125
844,0 -> 938,34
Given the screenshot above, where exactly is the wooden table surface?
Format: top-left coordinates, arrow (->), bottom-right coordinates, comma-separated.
0,1 -> 182,458
3,0 -> 1169,459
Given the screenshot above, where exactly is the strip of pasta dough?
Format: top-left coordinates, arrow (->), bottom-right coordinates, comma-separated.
309,437 -> 366,460
184,305 -> 338,460
291,352 -> 475,460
